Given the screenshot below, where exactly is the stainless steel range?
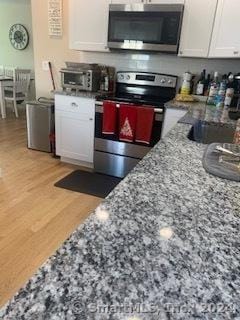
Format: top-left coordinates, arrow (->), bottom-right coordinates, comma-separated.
94,71 -> 178,178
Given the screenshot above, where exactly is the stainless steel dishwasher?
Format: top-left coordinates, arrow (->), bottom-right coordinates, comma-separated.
26,98 -> 54,152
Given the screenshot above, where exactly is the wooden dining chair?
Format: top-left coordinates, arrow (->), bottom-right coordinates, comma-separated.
4,67 -> 15,78
4,69 -> 31,118
0,66 -> 4,76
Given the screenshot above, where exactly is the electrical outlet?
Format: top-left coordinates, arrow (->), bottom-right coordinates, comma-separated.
42,61 -> 50,71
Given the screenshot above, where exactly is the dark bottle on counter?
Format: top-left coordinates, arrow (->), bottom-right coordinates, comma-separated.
207,71 -> 219,105
204,73 -> 211,96
196,69 -> 206,95
100,66 -> 109,92
224,73 -> 235,107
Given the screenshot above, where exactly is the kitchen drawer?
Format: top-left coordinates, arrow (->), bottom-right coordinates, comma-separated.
94,151 -> 140,178
55,94 -> 95,115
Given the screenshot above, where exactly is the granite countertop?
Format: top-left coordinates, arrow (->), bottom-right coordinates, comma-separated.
1,106 -> 240,319
55,90 -> 100,99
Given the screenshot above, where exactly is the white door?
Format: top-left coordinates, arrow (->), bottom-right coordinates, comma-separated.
178,0 -> 217,57
56,112 -> 94,163
69,0 -> 110,52
209,0 -> 240,58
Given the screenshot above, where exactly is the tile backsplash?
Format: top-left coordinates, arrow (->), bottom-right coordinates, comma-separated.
80,51 -> 240,87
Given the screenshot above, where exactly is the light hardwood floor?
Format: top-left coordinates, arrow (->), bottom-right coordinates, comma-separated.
0,106 -> 102,307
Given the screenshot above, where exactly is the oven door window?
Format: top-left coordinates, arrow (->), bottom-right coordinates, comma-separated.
64,73 -> 86,87
108,11 -> 182,46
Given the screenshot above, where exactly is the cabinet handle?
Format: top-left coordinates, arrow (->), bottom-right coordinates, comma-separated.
71,102 -> 78,107
89,118 -> 93,121
233,51 -> 239,55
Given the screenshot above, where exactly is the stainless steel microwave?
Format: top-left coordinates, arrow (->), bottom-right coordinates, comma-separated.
108,3 -> 184,53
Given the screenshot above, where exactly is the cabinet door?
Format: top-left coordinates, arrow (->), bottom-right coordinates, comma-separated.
69,0 -> 110,52
178,0 -> 217,57
55,96 -> 95,163
56,112 -> 94,163
209,0 -> 240,58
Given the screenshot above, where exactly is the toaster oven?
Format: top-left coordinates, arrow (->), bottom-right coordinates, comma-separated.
60,62 -> 101,92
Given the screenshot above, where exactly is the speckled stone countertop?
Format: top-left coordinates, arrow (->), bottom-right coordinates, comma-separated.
0,109 -> 240,319
55,90 -> 100,99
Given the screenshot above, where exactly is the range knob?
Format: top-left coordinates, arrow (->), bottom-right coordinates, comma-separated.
118,74 -> 124,81
160,78 -> 166,84
168,79 -> 173,85
126,75 -> 130,80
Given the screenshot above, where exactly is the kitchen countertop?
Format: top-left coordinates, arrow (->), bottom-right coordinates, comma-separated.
1,104 -> 240,319
55,90 -> 101,99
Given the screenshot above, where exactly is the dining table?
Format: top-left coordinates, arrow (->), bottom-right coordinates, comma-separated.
0,76 -> 13,119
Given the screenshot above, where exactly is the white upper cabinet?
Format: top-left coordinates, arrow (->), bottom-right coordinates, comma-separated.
69,0 -> 110,52
209,0 -> 240,58
178,0 -> 218,57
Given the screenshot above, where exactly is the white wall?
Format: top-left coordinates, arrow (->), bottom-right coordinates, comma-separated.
31,0 -> 79,98
0,0 -> 34,70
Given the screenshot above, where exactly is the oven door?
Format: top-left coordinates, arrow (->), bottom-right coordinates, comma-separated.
94,102 -> 164,178
61,71 -> 87,90
108,3 -> 184,53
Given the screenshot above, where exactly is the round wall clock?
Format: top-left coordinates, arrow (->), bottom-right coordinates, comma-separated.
9,24 -> 29,50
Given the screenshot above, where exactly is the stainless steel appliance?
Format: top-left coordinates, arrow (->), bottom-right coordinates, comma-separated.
108,3 -> 184,53
26,98 -> 54,153
60,62 -> 101,92
94,71 -> 178,178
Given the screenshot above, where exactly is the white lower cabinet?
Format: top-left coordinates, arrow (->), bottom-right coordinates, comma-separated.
161,108 -> 188,138
55,95 -> 95,165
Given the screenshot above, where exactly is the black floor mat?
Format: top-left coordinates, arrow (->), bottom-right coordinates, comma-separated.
54,170 -> 122,198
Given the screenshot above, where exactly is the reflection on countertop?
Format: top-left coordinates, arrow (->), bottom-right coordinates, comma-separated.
165,99 -> 237,127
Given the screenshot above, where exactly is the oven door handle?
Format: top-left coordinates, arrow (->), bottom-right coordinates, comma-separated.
95,104 -> 163,114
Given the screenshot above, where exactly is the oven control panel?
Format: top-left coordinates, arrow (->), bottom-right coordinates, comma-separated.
117,71 -> 177,88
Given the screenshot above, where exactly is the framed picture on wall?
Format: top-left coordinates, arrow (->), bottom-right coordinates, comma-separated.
48,0 -> 62,37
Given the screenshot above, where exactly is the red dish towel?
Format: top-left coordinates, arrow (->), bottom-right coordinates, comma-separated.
135,106 -> 154,145
102,101 -> 117,135
119,104 -> 137,142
